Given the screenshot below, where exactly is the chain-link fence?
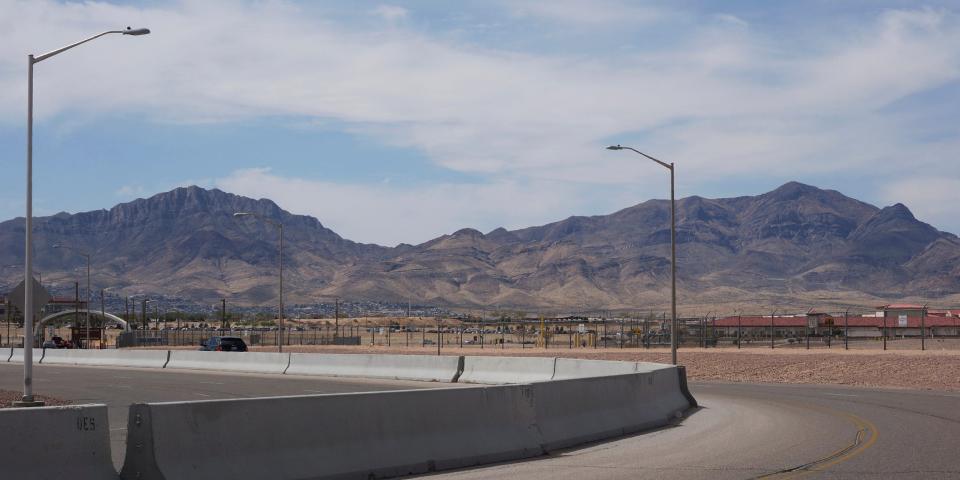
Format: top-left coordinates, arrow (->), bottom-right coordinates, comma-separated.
5,307 -> 960,352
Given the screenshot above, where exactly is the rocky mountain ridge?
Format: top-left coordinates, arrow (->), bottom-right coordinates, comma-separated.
1,182 -> 957,311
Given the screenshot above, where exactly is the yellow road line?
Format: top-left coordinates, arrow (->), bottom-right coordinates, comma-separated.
756,402 -> 879,479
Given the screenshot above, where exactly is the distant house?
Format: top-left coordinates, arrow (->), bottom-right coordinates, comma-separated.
712,306 -> 960,339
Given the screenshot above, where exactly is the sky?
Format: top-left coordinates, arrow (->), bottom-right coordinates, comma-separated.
1,0 -> 959,246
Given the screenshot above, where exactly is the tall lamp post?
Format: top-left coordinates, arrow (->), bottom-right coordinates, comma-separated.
19,27 -> 149,407
52,244 -> 90,349
234,212 -> 284,352
606,145 -> 678,365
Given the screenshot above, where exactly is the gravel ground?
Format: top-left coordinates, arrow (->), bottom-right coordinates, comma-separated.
0,389 -> 72,409
235,344 -> 960,392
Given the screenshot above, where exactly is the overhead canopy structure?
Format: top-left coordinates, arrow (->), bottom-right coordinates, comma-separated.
35,309 -> 130,334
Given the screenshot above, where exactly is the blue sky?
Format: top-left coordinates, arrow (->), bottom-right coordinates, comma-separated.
1,1 -> 959,246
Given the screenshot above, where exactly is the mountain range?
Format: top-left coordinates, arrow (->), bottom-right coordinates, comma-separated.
1,181 -> 958,313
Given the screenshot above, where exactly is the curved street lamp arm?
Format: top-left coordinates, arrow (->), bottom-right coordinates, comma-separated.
34,31 -> 122,63
618,146 -> 672,170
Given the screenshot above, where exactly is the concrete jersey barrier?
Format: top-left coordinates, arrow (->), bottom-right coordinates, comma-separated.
530,367 -> 692,450
552,358 -> 643,380
118,360 -> 696,480
8,347 -> 42,363
165,350 -> 290,374
120,385 -> 544,480
458,355 -> 557,384
286,353 -> 462,382
0,404 -> 116,480
41,348 -> 170,369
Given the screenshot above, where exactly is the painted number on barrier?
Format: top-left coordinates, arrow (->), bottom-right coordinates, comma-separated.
76,416 -> 96,432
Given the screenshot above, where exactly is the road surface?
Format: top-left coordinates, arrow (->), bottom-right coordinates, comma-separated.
2,363 -> 958,478
422,382 -> 960,479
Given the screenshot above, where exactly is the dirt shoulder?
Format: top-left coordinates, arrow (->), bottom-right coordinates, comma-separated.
0,389 -> 72,409
244,345 -> 960,392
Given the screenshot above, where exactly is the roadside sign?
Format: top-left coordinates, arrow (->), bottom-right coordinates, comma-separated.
8,277 -> 50,316
71,327 -> 102,341
898,315 -> 908,327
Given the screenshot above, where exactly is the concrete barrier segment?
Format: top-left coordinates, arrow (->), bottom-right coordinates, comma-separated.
453,355 -> 465,382
9,347 -> 42,363
552,358 -> 640,380
530,369 -> 691,451
0,403 -> 116,480
165,350 -> 290,374
677,365 -> 698,408
636,361 -> 676,373
119,386 -> 544,480
458,355 -> 557,384
40,349 -> 169,368
285,353 -> 462,382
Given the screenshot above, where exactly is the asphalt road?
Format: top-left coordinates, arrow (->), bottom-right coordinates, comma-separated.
0,362 -> 461,468
422,382 -> 960,479
2,364 -> 959,479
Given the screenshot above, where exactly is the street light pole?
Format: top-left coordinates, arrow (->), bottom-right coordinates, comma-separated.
234,212 -> 284,352
606,145 -> 678,365
19,26 -> 149,406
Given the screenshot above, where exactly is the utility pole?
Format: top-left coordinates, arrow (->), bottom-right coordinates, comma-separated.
844,310 -> 849,350
334,298 -> 339,339
921,305 -> 927,351
221,298 -> 226,329
74,282 -> 79,341
99,289 -> 104,349
883,309 -> 887,351
737,313 -> 742,349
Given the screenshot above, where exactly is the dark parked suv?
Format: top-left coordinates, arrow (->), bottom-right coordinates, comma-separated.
200,336 -> 248,352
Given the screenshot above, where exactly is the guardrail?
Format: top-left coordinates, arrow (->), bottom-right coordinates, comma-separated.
2,350 -> 696,480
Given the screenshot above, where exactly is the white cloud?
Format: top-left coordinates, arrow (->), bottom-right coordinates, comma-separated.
0,1 -> 958,239
214,167 -> 633,246
115,185 -> 146,198
881,177 -> 960,235
714,14 -> 748,28
503,0 -> 668,26
371,5 -> 408,23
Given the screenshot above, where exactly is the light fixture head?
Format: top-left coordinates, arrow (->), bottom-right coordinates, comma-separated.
606,145 -> 623,150
123,27 -> 151,36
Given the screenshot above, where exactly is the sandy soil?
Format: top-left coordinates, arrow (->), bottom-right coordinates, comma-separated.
0,389 -> 71,409
241,344 -> 960,392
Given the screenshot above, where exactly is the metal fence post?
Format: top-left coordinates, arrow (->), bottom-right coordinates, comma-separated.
844,310 -> 849,350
